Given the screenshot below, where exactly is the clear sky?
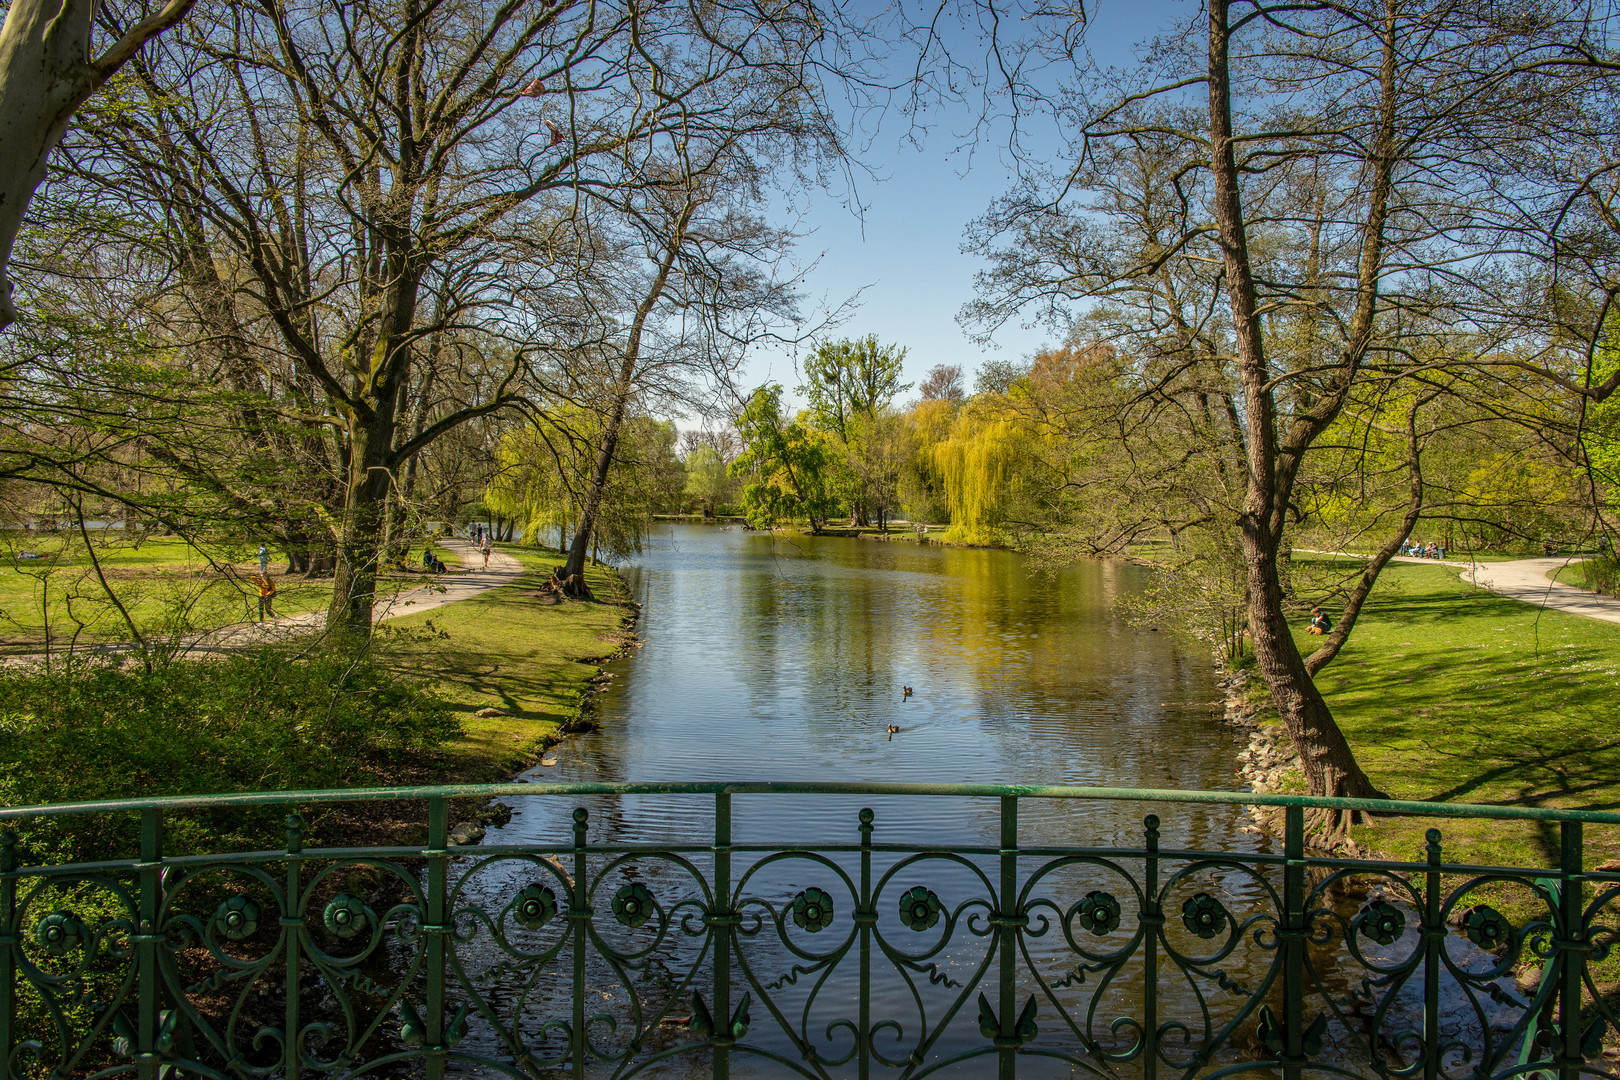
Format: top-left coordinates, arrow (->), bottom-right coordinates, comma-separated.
727,0 -> 1185,414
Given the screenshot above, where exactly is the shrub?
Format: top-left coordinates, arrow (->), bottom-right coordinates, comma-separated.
0,645 -> 459,862
1584,551 -> 1619,596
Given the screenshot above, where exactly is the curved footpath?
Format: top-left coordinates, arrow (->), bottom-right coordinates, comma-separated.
0,539 -> 527,665
209,537 -> 524,644
1426,554 -> 1620,626
1299,549 -> 1620,625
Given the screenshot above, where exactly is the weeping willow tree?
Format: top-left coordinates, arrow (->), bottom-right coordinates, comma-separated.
929,407 -> 1031,544
486,409 -> 681,565
894,396 -> 956,524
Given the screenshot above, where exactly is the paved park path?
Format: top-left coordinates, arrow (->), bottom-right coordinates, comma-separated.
1299,549 -> 1620,626
2,539 -> 528,664
208,537 -> 525,645
1423,555 -> 1620,627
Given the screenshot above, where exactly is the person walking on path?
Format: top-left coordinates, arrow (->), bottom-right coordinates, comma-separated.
481,534 -> 493,569
257,544 -> 269,575
255,574 -> 278,623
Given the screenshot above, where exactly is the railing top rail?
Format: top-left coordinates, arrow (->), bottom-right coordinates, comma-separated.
2,781 -> 1617,825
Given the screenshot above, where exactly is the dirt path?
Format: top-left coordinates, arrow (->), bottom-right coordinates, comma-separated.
206,538 -> 524,645
3,539 -> 526,663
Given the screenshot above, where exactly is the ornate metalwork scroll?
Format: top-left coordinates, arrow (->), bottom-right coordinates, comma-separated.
0,781 -> 1615,1079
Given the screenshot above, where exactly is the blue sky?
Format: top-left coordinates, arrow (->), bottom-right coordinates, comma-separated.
729,0 -> 1186,412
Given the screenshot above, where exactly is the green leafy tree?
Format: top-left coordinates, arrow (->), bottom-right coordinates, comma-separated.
731,385 -> 840,532
683,445 -> 734,518
798,336 -> 911,524
800,336 -> 911,434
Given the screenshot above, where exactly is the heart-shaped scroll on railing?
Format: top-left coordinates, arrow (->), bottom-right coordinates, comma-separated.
398,1000 -> 469,1049
1257,1004 -> 1327,1057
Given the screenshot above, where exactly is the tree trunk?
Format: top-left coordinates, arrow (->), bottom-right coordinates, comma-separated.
0,0 -> 193,328
1241,535 -> 1386,800
555,384 -> 630,599
557,202 -> 692,596
328,411 -> 396,630
1208,0 -> 1394,804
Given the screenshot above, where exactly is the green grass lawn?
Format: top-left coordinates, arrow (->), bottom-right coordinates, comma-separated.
0,535 -> 315,649
1285,559 -> 1620,874
0,527 -> 633,786
1548,559 -> 1612,593
0,531 -> 465,652
381,545 -> 634,781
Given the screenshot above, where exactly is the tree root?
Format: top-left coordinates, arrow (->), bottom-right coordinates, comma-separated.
547,567 -> 595,601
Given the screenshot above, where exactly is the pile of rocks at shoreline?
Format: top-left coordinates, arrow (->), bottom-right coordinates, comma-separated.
1217,668 -> 1300,792
1216,667 -> 1301,837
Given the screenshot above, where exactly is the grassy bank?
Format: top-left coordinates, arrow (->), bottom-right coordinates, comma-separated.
0,543 -> 636,856
1276,558 -> 1620,872
381,546 -> 635,782
0,644 -> 460,859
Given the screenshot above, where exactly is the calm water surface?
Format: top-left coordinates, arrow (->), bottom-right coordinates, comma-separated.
498,524 -> 1249,847
450,527 -> 1280,1076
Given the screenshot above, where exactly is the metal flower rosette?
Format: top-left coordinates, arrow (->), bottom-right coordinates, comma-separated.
1,781 -> 1617,1079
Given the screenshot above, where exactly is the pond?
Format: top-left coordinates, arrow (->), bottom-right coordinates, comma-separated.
508,524 -> 1245,835
449,526 -> 1301,1077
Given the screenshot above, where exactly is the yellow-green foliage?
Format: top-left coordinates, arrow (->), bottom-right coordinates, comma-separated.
485,409 -> 680,554
931,408 -> 1027,544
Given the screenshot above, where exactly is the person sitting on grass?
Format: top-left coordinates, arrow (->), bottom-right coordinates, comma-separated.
1306,607 -> 1332,635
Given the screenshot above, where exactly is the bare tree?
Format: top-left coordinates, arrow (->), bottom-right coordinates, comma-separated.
964,0 -> 1589,810
32,0 -> 849,629
549,169 -> 808,596
918,363 -> 965,402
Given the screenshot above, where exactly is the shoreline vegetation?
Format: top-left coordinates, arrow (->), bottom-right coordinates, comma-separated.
652,513 -> 1007,550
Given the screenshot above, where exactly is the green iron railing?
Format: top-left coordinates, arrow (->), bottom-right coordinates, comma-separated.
1,781 -> 1618,1079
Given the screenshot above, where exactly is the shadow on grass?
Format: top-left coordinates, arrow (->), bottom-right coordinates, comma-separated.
378,565 -> 630,728
1321,570 -> 1620,865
